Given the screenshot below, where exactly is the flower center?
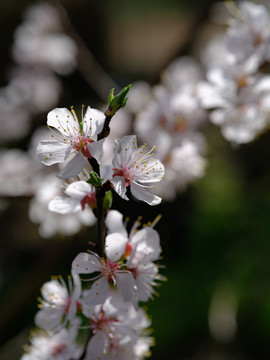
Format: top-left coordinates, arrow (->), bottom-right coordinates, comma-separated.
174,115 -> 188,132
101,259 -> 120,283
73,136 -> 93,157
80,192 -> 96,210
112,168 -> 131,186
237,75 -> 248,89
51,343 -> 67,356
90,310 -> 118,332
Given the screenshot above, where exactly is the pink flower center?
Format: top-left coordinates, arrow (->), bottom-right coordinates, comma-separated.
80,192 -> 96,210
90,310 -> 118,332
112,168 -> 131,186
73,136 -> 94,157
51,343 -> 67,356
101,259 -> 120,283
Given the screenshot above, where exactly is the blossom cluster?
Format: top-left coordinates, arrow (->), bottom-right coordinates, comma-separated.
2,1 -> 270,241
198,1 -> 270,144
21,91 -> 165,359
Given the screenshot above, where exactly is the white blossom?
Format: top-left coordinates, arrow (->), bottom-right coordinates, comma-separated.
49,180 -> 96,214
83,291 -> 153,360
29,173 -> 95,238
37,106 -> 105,179
106,210 -> 165,302
225,1 -> 270,68
21,325 -> 82,360
13,2 -> 77,75
111,135 -> 165,205
72,234 -> 135,305
199,62 -> 270,143
35,275 -> 81,331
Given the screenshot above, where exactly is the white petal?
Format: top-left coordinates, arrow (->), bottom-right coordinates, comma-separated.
115,271 -> 136,302
84,276 -> 110,305
41,280 -> 68,303
111,176 -> 128,200
65,181 -> 93,200
57,153 -> 85,179
130,182 -> 161,205
105,233 -> 128,261
48,196 -> 80,214
72,252 -> 103,274
106,210 -> 128,236
117,135 -> 137,166
83,106 -> 106,136
35,307 -> 64,330
88,138 -> 105,163
100,164 -> 113,181
131,227 -> 161,263
37,140 -> 71,165
47,108 -> 79,135
86,331 -> 109,360
135,157 -> 165,183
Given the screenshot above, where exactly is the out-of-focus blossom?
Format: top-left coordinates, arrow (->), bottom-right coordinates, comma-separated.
199,62 -> 270,143
49,180 -> 96,214
0,149 -> 41,196
13,2 -> 77,75
161,56 -> 204,94
10,68 -> 61,113
29,173 -> 95,238
225,2 -> 270,68
156,139 -> 207,200
21,324 -> 83,360
134,68 -> 207,200
125,81 -> 152,114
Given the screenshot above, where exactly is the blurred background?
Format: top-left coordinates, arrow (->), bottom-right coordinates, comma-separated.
1,0 -> 270,359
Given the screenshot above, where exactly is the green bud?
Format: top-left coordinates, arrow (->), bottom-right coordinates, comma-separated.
86,171 -> 103,188
103,191 -> 113,209
105,84 -> 131,116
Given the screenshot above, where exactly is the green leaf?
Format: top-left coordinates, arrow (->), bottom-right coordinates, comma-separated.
86,171 -> 103,188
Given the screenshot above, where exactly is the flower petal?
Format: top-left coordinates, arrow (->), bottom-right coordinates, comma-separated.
86,331 -> 109,360
48,196 -> 81,214
47,108 -> 79,135
41,280 -> 68,303
130,182 -> 161,205
35,307 -> 64,330
115,271 -> 136,302
111,176 -> 128,200
57,153 -> 85,179
83,106 -> 105,136
37,140 -> 71,165
72,252 -> 103,274
105,233 -> 128,262
88,138 -> 105,163
65,181 -> 93,200
131,227 -> 161,263
106,210 -> 128,236
83,276 -> 110,305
